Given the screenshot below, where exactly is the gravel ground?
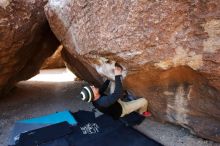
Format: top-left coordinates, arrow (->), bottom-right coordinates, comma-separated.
0,69 -> 219,146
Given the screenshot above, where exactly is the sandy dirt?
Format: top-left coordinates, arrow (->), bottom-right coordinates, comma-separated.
0,69 -> 219,146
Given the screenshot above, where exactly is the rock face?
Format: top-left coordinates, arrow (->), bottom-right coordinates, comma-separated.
45,0 -> 220,142
124,66 -> 220,142
0,0 -> 60,96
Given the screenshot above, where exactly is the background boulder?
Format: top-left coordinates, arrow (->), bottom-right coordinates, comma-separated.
0,0 -> 60,96
41,45 -> 65,69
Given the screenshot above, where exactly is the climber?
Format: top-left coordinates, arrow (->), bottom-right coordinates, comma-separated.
78,63 -> 151,119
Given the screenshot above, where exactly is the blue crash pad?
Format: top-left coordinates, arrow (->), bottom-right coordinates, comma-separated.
18,110 -> 77,125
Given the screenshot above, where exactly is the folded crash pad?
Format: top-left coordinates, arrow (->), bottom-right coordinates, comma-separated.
8,110 -> 77,146
15,122 -> 72,146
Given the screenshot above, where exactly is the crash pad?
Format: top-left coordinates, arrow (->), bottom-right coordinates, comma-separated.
8,110 -> 77,146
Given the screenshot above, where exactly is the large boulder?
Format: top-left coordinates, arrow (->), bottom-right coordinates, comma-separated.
0,0 -> 60,96
45,0 -> 220,142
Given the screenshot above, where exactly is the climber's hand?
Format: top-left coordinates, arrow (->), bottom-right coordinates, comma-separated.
114,66 -> 122,76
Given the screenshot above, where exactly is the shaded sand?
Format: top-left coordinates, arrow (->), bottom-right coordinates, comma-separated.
0,69 -> 219,146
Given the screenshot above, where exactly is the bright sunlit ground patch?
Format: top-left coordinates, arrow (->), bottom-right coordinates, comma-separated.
28,68 -> 76,82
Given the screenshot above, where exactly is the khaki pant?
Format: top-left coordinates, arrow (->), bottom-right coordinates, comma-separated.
118,98 -> 148,117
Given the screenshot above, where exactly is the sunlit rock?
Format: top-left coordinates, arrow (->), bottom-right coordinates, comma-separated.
41,45 -> 65,69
